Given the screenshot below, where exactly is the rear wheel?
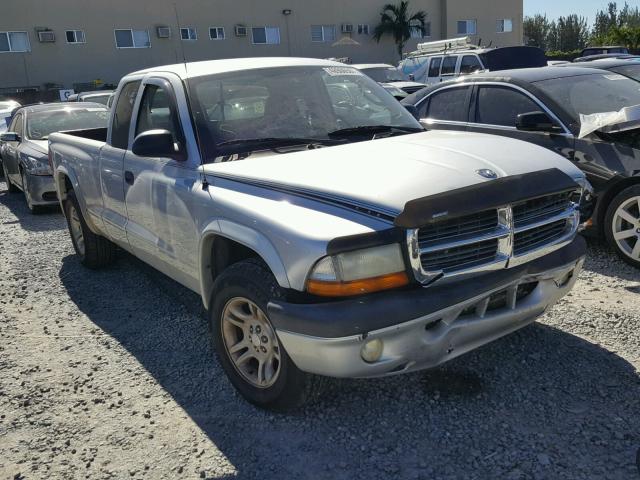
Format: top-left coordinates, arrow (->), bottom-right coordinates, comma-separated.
604,185 -> 640,269
209,259 -> 325,410
63,191 -> 117,269
1,162 -> 19,193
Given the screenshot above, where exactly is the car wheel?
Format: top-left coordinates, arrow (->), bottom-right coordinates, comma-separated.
63,190 -> 117,269
604,185 -> 640,269
21,169 -> 44,214
1,162 -> 19,193
209,259 -> 325,410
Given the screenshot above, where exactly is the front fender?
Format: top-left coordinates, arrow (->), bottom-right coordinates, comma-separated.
198,218 -> 291,310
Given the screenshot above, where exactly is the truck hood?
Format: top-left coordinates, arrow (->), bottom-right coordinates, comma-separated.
201,130 -> 584,218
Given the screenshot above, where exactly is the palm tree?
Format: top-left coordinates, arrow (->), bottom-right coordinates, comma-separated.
373,1 -> 427,59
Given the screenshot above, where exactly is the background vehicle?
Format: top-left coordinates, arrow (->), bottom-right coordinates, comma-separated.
0,100 -> 20,134
0,103 -> 109,213
399,37 -> 547,86
566,56 -> 640,82
67,90 -> 114,105
50,58 -> 587,409
352,64 -> 426,99
402,67 -> 640,267
577,46 -> 630,60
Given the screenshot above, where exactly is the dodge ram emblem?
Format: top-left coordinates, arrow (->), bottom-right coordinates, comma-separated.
477,169 -> 498,179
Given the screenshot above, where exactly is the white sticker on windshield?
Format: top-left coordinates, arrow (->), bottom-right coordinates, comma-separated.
604,74 -> 626,81
323,67 -> 363,76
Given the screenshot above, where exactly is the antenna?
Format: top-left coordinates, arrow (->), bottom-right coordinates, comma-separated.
172,3 -> 209,186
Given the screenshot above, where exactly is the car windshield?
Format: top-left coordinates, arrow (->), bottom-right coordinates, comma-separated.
360,67 -> 405,83
27,108 -> 110,140
187,65 -> 421,161
609,63 -> 640,83
534,73 -> 640,123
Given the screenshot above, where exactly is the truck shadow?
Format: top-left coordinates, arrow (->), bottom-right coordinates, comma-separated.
58,253 -> 640,480
0,181 -> 64,232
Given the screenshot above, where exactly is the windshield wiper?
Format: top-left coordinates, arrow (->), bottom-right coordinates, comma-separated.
327,125 -> 423,139
217,137 -> 344,150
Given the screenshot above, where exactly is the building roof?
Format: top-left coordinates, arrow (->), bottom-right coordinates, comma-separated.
129,57 -> 346,80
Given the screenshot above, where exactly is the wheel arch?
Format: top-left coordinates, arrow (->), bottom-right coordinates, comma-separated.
595,176 -> 640,236
199,219 -> 291,310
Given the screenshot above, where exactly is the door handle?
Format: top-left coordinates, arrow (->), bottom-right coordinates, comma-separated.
124,170 -> 134,185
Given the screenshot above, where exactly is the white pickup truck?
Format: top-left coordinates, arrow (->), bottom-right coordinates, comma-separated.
50,57 -> 589,409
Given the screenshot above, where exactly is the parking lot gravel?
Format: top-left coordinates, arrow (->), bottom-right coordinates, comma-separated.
0,180 -> 639,480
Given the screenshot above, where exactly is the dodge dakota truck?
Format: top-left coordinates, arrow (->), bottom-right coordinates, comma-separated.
50,58 -> 589,409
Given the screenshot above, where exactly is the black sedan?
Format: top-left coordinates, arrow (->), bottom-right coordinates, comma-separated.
567,56 -> 640,82
402,67 -> 640,268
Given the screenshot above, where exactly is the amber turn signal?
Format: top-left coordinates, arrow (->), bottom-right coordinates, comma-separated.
307,271 -> 409,297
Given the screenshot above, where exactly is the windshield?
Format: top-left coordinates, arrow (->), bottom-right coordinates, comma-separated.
534,73 -> 640,123
27,108 -> 110,140
360,67 -> 405,83
187,65 -> 421,161
610,64 -> 640,83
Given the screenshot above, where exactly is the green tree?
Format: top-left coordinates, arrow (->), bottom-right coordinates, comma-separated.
524,14 -> 551,50
556,15 -> 590,50
373,1 -> 427,59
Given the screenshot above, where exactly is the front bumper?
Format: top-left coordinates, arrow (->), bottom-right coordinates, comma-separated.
24,173 -> 58,205
268,237 -> 586,378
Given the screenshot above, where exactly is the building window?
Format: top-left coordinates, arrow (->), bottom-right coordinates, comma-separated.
66,30 -> 86,44
180,27 -> 197,40
410,21 -> 430,39
497,19 -> 513,33
0,31 -> 30,52
311,25 -> 336,43
114,29 -> 150,48
457,20 -> 477,35
209,27 -> 225,40
357,24 -> 369,35
252,27 -> 280,45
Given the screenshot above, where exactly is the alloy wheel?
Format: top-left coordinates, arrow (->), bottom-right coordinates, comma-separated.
221,297 -> 281,388
612,195 -> 640,262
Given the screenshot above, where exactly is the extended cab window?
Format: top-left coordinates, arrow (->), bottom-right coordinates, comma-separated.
428,57 -> 442,78
111,80 -> 141,149
475,86 -> 541,127
424,86 -> 470,122
460,55 -> 482,75
440,56 -> 458,76
136,84 -> 183,144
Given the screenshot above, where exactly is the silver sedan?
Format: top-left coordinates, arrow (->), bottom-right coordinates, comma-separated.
0,103 -> 109,213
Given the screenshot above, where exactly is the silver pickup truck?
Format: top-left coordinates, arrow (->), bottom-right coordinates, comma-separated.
50,58 -> 589,409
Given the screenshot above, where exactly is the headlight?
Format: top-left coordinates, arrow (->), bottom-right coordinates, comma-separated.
25,156 -> 52,176
307,243 -> 409,297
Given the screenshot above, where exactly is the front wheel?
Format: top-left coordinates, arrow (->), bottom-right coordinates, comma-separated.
63,191 -> 117,269
21,170 -> 43,214
604,185 -> 640,269
209,259 -> 325,410
1,162 -> 19,193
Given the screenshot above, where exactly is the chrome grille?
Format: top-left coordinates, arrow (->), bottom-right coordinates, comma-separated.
421,238 -> 499,272
408,189 -> 581,283
514,219 -> 567,255
418,209 -> 498,246
513,192 -> 572,228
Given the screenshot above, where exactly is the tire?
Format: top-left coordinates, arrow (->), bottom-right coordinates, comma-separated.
1,162 -> 19,193
21,169 -> 44,214
209,259 -> 325,410
63,190 -> 117,269
604,184 -> 640,269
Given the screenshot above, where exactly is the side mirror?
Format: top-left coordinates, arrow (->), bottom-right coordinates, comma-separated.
403,104 -> 420,120
1,132 -> 20,143
516,111 -> 562,133
131,129 -> 183,160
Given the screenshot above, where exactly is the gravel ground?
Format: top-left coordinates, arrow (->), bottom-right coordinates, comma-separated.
1,180 -> 639,480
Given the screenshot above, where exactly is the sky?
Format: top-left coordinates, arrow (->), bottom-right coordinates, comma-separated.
524,0 -> 619,22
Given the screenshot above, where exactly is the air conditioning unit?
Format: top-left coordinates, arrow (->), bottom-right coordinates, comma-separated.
234,25 -> 248,37
156,26 -> 171,39
341,24 -> 354,34
37,30 -> 56,43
